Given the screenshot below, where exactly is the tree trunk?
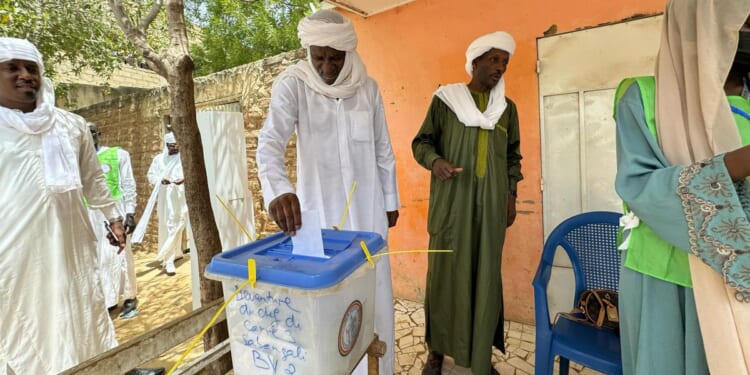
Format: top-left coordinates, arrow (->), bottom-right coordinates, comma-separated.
167,55 -> 231,375
109,1 -> 233,371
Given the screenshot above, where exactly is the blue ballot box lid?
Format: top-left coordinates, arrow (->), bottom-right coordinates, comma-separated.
206,229 -> 385,290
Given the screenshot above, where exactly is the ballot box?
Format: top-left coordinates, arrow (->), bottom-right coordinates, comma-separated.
205,229 -> 385,375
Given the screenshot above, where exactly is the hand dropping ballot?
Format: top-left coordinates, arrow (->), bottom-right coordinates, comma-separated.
291,209 -> 326,258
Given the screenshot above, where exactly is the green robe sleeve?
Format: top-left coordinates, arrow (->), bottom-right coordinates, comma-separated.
506,99 -> 523,194
412,96 -> 446,170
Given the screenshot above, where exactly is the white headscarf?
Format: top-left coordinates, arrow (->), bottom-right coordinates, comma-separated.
435,31 -> 516,130
0,37 -> 81,192
160,132 -> 182,180
164,131 -> 176,144
274,9 -> 368,99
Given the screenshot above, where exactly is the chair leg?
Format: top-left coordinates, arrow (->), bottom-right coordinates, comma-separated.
559,357 -> 570,375
534,344 -> 554,375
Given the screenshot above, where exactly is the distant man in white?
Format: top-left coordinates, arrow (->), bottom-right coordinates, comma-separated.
256,9 -> 400,375
88,123 -> 140,318
139,132 -> 188,276
0,37 -> 126,374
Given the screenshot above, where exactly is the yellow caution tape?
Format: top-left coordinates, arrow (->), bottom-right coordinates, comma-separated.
167,279 -> 250,375
372,249 -> 454,258
360,240 -> 375,267
247,258 -> 257,288
333,181 -> 357,230
215,194 -> 255,242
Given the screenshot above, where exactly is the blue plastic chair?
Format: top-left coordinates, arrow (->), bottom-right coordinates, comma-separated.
533,211 -> 623,375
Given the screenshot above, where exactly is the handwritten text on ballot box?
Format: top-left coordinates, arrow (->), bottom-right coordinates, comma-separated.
206,230 -> 385,375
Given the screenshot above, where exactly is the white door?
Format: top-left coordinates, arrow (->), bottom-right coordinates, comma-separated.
537,15 -> 663,319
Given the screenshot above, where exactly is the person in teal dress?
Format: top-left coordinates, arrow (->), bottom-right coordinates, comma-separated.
614,1 -> 750,374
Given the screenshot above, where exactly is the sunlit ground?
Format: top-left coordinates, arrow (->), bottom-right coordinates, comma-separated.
110,250 -> 204,371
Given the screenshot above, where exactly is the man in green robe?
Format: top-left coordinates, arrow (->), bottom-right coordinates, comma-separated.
412,31 -> 523,375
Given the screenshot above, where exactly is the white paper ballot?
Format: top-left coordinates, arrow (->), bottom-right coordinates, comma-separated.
292,210 -> 326,258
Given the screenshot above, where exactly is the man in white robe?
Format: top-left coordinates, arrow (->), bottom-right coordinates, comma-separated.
256,9 -> 400,375
0,37 -> 126,374
88,123 -> 140,318
138,132 -> 188,276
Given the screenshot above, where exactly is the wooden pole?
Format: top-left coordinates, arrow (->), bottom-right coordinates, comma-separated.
366,334 -> 386,375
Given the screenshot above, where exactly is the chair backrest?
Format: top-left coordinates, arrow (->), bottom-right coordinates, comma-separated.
540,211 -> 621,303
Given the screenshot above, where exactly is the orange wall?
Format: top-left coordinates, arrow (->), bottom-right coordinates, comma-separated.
346,0 -> 665,323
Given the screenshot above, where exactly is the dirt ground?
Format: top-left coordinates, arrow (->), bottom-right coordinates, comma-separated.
109,248 -> 206,371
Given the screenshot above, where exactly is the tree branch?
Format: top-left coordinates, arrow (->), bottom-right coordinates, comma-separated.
139,0 -> 165,32
109,0 -> 169,77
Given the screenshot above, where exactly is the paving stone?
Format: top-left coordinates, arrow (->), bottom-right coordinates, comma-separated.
412,326 -> 425,337
492,352 -> 503,363
507,337 -> 521,347
391,298 -> 553,375
507,357 -> 535,375
513,349 -> 529,360
520,332 -> 536,343
396,327 -> 411,340
495,361 -> 516,375
525,353 -> 535,366
509,321 -> 523,331
520,341 -> 535,353
411,310 -> 425,325
396,315 -> 411,325
398,353 -> 413,367
399,335 -> 415,348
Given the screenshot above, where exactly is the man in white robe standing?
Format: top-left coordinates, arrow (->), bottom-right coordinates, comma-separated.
0,37 -> 127,374
88,123 -> 140,318
136,132 -> 188,276
256,9 -> 400,375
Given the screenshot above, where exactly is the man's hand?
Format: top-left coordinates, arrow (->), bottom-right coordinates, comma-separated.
108,221 -> 127,253
506,193 -> 517,227
386,210 -> 399,227
174,178 -> 184,185
161,179 -> 170,185
124,213 -> 137,235
432,158 -> 464,181
269,193 -> 301,236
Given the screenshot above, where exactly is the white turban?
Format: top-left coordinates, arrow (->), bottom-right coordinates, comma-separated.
465,31 -> 516,76
0,38 -> 81,193
433,31 -> 516,130
162,132 -> 177,158
0,37 -> 44,75
273,9 -> 368,99
164,132 -> 176,144
160,131 -> 180,174
297,9 -> 358,51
